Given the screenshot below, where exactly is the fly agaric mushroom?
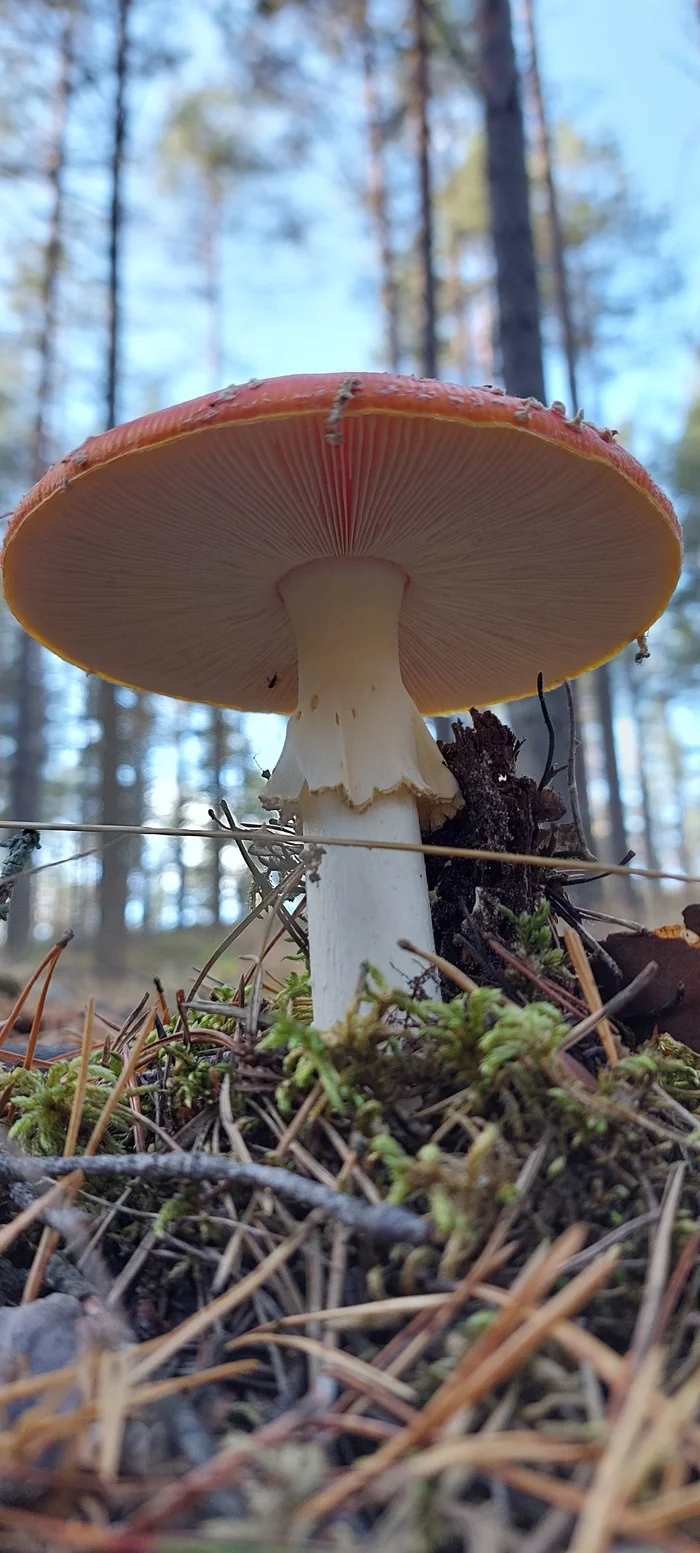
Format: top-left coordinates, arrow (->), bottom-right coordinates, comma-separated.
2,374 -> 682,1027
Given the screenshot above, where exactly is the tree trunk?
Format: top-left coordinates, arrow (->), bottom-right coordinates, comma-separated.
411,0 -> 455,748
593,663 -> 630,868
208,708 -> 227,922
7,12 -> 75,952
476,0 -> 544,402
358,1 -> 401,372
659,699 -> 692,881
519,0 -> 594,844
97,0 -> 132,972
412,0 -> 438,380
622,657 -> 660,875
474,0 -> 576,811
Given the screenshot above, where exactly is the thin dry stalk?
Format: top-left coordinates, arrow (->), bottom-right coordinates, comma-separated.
294,1230 -> 610,1529
127,1216 -> 313,1385
4,814 -> 700,889
0,930 -> 73,1051
394,1432 -> 602,1480
563,926 -> 619,1066
22,945 -> 71,1072
568,1346 -> 662,1553
657,1229 -> 700,1342
228,1329 -> 416,1405
0,1171 -> 83,1256
629,1161 -> 686,1368
85,1019 -> 152,1153
494,1464 -> 700,1552
112,1400 -> 310,1538
619,1361 -> 700,1500
22,1000 -> 96,1302
398,938 -> 479,994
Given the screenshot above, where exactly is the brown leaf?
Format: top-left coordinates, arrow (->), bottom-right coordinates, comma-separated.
599,912 -> 700,1050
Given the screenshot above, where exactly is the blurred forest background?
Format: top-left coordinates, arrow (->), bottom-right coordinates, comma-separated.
1,0 -> 700,986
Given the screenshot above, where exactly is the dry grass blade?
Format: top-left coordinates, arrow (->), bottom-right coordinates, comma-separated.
262,1292 -> 449,1330
563,926 -> 619,1066
22,940 -> 72,1073
112,1401 -> 310,1539
472,1281 -> 623,1387
22,1000 -> 97,1302
4,815 -> 700,888
630,1160 -> 686,1367
0,930 -> 73,1051
569,1346 -> 663,1553
494,1465 -> 700,1553
294,1230 -> 613,1530
227,1329 -> 416,1403
97,1347 -> 129,1481
414,1245 -> 619,1435
393,1432 -> 602,1480
127,1357 -> 259,1405
619,1361 -> 700,1501
398,939 -> 479,994
630,1477 -> 700,1533
86,1018 -> 153,1154
127,1216 -> 313,1385
0,1171 -> 83,1256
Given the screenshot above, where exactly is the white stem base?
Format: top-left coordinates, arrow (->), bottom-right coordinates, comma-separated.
303,788 -> 439,1029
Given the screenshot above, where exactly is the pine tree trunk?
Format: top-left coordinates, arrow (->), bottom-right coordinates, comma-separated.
208,709 -> 227,922
475,0 -> 574,811
412,0 -> 438,380
623,657 -> 660,874
593,663 -> 631,873
659,699 -> 692,880
97,0 -> 131,972
358,2 -> 401,372
519,0 -> 593,844
7,13 -> 75,952
476,0 -> 544,402
411,0 -> 456,748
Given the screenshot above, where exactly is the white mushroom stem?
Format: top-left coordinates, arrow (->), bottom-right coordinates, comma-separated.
261,558 -> 462,1028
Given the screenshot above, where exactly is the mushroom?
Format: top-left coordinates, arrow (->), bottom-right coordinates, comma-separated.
2,374 -> 682,1027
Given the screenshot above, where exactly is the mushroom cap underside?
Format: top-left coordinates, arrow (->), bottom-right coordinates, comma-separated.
2,373 -> 682,715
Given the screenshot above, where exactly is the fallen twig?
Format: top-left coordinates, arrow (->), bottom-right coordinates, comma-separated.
0,1152 -> 431,1244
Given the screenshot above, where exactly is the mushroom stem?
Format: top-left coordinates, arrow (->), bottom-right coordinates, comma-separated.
260,557 -> 461,1027
303,790 -> 439,1028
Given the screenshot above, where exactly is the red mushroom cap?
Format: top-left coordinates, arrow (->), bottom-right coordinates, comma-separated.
2,373 -> 682,714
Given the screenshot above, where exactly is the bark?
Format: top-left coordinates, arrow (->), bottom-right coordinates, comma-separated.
659,700 -> 692,880
8,12 -> 75,952
411,0 -> 454,748
412,0 -> 438,380
594,662 -> 632,879
475,0 -> 544,401
519,0 -> 595,844
623,656 -> 660,875
474,0 -> 576,811
96,0 -> 132,971
207,708 -> 228,922
357,2 -> 401,371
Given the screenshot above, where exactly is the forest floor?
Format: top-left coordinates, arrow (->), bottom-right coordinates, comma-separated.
1,713 -> 700,1551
